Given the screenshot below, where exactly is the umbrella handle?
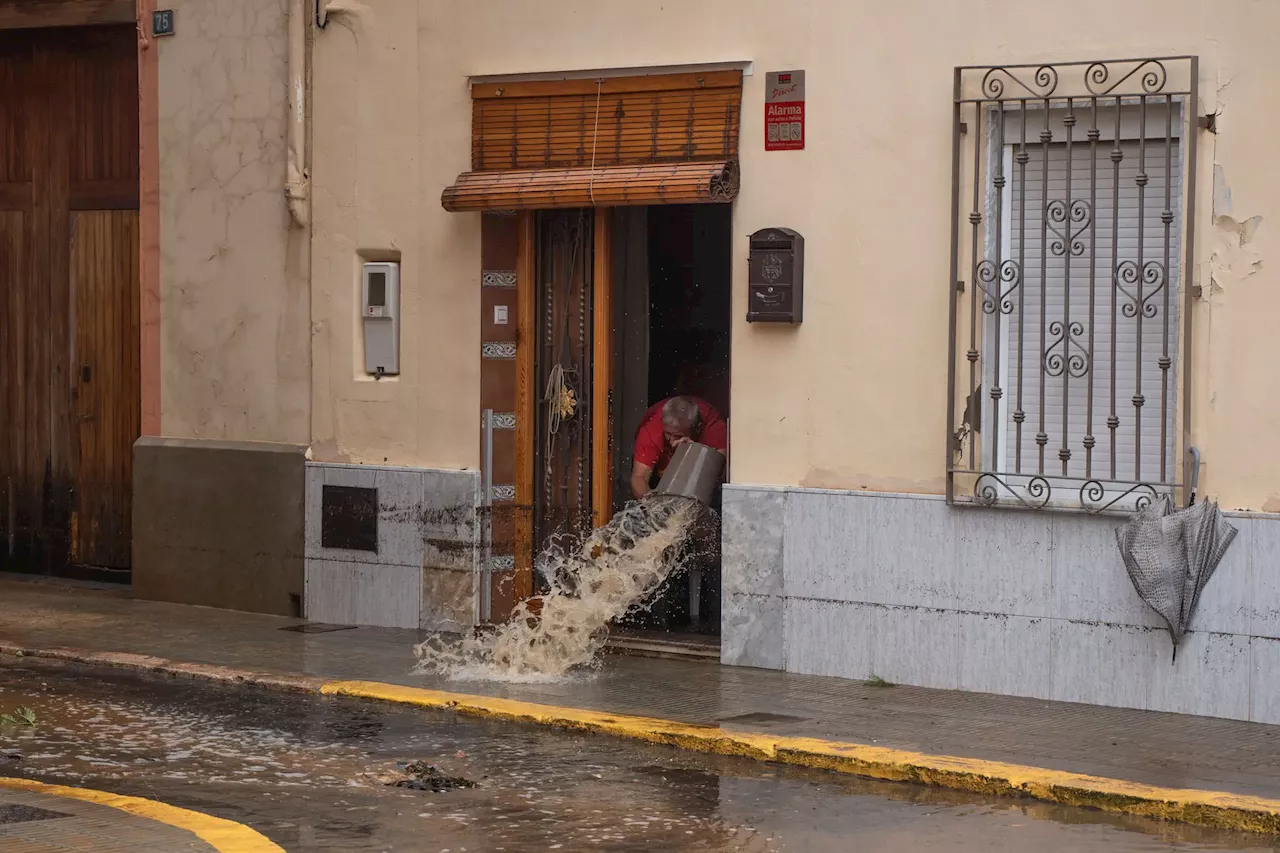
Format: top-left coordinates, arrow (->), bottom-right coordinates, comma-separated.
1187,446 -> 1201,507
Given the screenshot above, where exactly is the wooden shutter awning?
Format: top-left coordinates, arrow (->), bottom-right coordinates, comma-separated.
470,70 -> 741,171
441,160 -> 739,212
443,69 -> 743,213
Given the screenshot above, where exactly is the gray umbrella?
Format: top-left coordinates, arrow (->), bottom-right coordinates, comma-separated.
1115,496 -> 1239,661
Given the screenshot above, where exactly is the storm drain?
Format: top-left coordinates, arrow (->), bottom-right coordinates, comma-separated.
387,761 -> 477,793
716,712 -> 808,726
0,803 -> 71,825
279,623 -> 357,634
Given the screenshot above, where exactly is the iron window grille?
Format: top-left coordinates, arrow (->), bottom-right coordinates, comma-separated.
946,57 -> 1200,513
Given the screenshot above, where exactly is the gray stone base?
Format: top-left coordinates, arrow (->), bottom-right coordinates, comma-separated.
304,462 -> 478,631
132,437 -> 305,616
721,484 -> 1280,724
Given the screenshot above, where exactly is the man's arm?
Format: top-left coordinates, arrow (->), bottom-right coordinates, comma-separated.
701,417 -> 728,459
630,461 -> 654,499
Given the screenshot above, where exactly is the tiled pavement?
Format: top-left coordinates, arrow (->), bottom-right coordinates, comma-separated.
0,786 -> 215,852
3,576 -> 1280,801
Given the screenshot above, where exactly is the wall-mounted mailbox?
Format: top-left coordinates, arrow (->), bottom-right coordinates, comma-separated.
747,227 -> 803,323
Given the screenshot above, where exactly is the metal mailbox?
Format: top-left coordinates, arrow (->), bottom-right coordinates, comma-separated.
747,227 -> 804,323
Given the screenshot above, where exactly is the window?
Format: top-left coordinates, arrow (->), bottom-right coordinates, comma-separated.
947,58 -> 1200,512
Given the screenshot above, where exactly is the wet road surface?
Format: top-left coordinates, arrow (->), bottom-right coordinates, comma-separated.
0,658 -> 1277,852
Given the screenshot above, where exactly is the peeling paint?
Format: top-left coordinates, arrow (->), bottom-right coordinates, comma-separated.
308,437 -> 351,464
1206,167 -> 1266,303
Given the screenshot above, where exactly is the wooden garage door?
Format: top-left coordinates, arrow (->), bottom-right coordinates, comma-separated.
0,24 -> 140,575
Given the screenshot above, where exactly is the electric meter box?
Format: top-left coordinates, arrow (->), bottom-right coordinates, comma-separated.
361,262 -> 400,376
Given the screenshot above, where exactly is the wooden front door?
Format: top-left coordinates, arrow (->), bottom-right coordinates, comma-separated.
509,209 -> 614,599
0,25 -> 140,576
531,210 -> 596,570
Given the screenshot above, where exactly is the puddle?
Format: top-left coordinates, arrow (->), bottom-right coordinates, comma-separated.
0,660 -> 1276,853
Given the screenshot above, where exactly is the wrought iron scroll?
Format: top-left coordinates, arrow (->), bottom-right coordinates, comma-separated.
975,259 -> 1021,315
948,57 -> 1197,514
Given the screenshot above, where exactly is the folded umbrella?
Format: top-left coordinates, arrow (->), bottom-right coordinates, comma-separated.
1115,496 -> 1239,661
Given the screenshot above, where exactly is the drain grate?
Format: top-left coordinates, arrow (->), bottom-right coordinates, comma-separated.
716,711 -> 808,726
0,803 -> 72,825
279,623 -> 357,634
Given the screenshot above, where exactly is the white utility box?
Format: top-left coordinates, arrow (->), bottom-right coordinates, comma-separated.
361,262 -> 400,376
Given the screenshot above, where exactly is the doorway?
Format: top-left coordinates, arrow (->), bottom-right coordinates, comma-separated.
610,204 -> 733,638
0,25 -> 141,582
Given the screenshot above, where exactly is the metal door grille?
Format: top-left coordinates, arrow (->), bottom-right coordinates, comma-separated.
946,57 -> 1200,513
533,210 -> 595,588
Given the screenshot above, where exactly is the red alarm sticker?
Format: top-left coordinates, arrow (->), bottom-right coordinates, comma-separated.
765,70 -> 805,151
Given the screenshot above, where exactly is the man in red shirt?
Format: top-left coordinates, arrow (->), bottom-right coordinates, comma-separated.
630,396 -> 728,500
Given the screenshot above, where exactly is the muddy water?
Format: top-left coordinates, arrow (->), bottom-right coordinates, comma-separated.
415,496 -> 702,682
1,660 -> 1277,852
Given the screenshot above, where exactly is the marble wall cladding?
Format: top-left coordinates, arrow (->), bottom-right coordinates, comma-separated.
305,463 -> 479,630
422,469 -> 481,573
1248,636 -> 1280,725
721,488 -> 785,597
305,560 -> 421,629
421,567 -> 476,634
722,483 -> 1280,722
722,593 -> 784,670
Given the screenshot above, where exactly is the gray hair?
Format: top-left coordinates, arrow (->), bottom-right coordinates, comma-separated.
661,396 -> 701,433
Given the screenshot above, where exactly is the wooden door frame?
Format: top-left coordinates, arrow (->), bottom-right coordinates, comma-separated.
513,212 -> 535,602
590,208 -> 613,528
512,208 -> 615,607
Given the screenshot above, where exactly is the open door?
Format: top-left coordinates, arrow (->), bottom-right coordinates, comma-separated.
511,208 -> 614,603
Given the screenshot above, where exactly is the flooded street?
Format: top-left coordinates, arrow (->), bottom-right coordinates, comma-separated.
0,658 -> 1276,852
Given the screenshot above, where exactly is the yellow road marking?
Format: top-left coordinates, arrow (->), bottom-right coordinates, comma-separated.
0,776 -> 284,852
322,679 -> 1280,834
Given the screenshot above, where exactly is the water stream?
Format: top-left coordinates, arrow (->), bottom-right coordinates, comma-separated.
413,495 -> 707,682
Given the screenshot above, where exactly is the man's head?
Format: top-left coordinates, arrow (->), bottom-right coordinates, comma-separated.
660,396 -> 702,447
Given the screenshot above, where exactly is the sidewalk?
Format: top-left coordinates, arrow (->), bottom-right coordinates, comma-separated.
0,776 -> 280,852
2,575 -> 1280,833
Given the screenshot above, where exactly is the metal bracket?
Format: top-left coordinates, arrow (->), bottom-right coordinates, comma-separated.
1196,113 -> 1218,134
955,279 -> 965,293
958,122 -> 968,135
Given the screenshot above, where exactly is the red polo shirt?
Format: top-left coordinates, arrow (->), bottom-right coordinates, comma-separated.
634,397 -> 728,477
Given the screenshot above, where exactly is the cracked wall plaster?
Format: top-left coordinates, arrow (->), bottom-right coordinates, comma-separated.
158,0 -> 310,444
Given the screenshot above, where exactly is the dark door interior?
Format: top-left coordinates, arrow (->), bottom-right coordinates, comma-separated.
610,203 -> 733,633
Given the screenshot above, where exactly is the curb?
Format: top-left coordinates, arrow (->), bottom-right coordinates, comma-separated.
5,642 -> 1280,835
0,776 -> 284,852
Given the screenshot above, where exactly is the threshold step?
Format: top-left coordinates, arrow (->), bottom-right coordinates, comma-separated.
604,629 -> 721,662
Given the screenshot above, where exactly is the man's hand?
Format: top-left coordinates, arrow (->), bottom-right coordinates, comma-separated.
671,436 -> 693,447
630,461 -> 654,500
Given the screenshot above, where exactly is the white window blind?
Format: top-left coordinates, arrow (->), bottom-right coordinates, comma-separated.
999,135 -> 1182,487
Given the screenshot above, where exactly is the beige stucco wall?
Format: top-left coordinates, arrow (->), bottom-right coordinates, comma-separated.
309,0 -> 1280,511
157,0 -> 310,444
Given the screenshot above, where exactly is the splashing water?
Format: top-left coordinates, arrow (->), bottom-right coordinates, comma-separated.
414,495 -> 711,682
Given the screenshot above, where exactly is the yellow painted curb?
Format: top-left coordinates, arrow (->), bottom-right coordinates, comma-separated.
322,679 -> 1280,835
0,776 -> 285,852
